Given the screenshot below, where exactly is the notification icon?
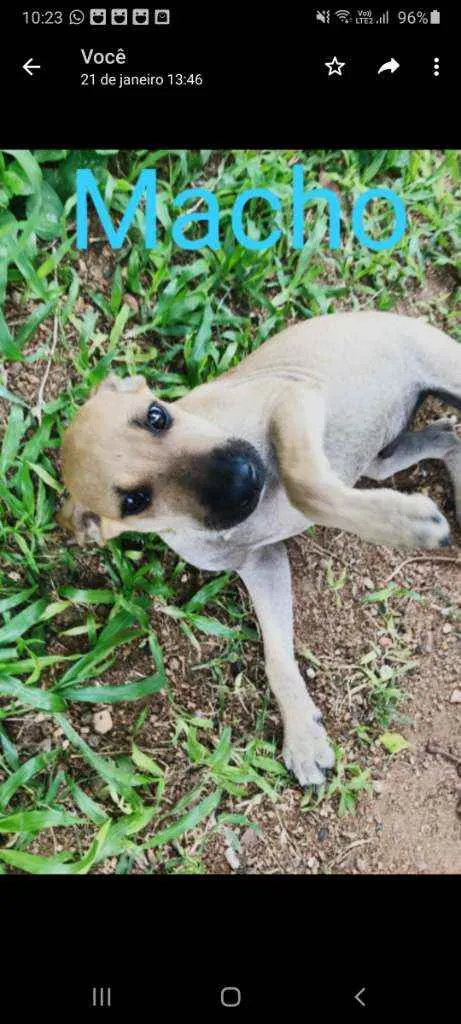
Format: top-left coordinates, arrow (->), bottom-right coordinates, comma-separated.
154,9 -> 170,24
133,9 -> 149,24
90,9 -> 107,24
111,9 -> 128,24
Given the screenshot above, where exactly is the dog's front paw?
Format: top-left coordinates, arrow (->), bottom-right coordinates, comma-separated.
395,493 -> 451,549
283,715 -> 335,787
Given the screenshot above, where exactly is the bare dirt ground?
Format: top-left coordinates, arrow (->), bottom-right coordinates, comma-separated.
227,527 -> 461,875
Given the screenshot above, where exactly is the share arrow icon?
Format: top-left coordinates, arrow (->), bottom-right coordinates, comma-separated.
377,58 -> 400,74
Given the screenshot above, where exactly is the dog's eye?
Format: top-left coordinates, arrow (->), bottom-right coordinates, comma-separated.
147,403 -> 171,432
120,489 -> 151,517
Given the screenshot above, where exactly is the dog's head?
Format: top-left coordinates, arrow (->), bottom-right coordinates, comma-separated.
58,373 -> 265,545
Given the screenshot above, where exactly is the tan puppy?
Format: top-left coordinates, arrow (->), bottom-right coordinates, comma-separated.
59,312 -> 461,786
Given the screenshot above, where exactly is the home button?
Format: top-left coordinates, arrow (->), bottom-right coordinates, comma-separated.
220,987 -> 242,1008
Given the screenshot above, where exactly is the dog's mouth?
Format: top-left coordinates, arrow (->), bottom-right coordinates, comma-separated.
180,439 -> 266,531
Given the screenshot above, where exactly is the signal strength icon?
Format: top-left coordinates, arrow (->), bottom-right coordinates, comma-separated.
377,10 -> 389,23
335,9 -> 351,21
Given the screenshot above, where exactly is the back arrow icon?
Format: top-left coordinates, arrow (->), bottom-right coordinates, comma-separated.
377,58 -> 399,74
23,58 -> 41,76
354,987 -> 366,1007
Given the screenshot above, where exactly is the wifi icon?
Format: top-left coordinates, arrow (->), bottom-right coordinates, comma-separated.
335,9 -> 351,21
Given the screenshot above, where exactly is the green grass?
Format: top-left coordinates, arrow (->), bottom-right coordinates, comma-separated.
0,148 -> 460,874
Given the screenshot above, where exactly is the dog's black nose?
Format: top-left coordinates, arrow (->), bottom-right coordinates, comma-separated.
228,455 -> 259,505
195,440 -> 266,530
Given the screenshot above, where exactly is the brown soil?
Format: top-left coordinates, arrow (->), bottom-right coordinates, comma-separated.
225,527 -> 460,876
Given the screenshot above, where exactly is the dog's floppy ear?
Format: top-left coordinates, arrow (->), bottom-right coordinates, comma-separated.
56,497 -> 105,547
90,373 -> 149,398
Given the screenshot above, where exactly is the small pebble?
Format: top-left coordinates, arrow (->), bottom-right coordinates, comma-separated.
241,828 -> 258,849
92,710 -> 113,735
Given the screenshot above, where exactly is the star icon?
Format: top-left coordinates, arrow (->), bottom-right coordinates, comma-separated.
325,56 -> 345,76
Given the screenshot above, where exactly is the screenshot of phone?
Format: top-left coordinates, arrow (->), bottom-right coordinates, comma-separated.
0,5 -> 458,1016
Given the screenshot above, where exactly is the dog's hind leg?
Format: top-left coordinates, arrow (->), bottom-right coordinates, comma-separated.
444,439 -> 461,524
374,319 -> 461,517
366,416 -> 461,494
417,335 -> 461,523
361,321 -> 461,525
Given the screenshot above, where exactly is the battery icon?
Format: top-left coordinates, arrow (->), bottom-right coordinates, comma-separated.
430,9 -> 440,22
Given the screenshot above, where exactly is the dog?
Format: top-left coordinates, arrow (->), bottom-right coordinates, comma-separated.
58,311 -> 461,786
